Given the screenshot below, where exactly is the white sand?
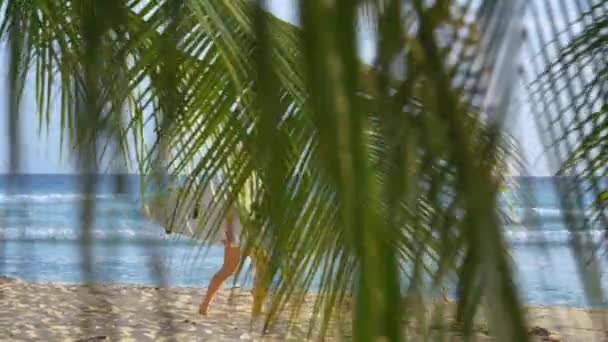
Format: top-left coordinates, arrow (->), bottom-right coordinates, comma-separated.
1,277 -> 607,341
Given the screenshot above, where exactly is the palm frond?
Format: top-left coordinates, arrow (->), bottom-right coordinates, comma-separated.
2,0 -> 531,340
527,0 -> 608,305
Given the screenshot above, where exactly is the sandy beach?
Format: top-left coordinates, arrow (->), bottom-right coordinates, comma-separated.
0,276 -> 337,341
1,276 -> 608,341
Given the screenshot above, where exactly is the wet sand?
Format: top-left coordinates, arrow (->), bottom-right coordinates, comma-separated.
1,276 -> 607,341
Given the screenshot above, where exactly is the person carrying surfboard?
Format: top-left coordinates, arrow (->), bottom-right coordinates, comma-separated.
142,185 -> 268,317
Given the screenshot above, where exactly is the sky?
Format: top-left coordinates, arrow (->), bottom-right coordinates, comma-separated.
0,1 -> 551,175
0,47 -> 76,174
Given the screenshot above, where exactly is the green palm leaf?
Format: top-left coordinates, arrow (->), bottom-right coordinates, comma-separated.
2,0 -> 530,340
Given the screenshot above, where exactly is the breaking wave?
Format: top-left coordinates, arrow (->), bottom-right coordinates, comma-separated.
0,193 -> 130,204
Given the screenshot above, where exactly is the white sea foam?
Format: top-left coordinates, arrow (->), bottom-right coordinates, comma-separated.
531,207 -> 592,217
0,193 -> 126,204
505,228 -> 604,245
505,206 -> 595,226
0,225 -> 167,242
0,190 -> 603,246
0,224 -> 602,245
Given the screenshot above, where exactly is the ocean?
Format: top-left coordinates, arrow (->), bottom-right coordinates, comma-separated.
0,174 -> 606,307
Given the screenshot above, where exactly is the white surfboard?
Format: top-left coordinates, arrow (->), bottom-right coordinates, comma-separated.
141,186 -> 230,243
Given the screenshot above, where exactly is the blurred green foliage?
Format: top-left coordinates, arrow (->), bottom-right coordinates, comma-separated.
3,0 -> 606,340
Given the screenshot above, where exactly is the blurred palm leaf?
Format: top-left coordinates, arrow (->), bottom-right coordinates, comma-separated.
528,1 -> 608,306
1,0 -> 530,340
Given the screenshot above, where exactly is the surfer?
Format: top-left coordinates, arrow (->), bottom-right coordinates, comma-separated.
199,205 -> 242,315
142,186 -> 268,316
198,203 -> 269,317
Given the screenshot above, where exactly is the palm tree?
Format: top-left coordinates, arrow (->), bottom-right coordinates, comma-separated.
0,0 -> 539,340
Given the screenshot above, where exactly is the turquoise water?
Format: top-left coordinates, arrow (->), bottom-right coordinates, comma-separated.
0,175 -> 607,306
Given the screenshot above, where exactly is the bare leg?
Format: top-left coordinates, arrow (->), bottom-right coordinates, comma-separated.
200,244 -> 241,315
